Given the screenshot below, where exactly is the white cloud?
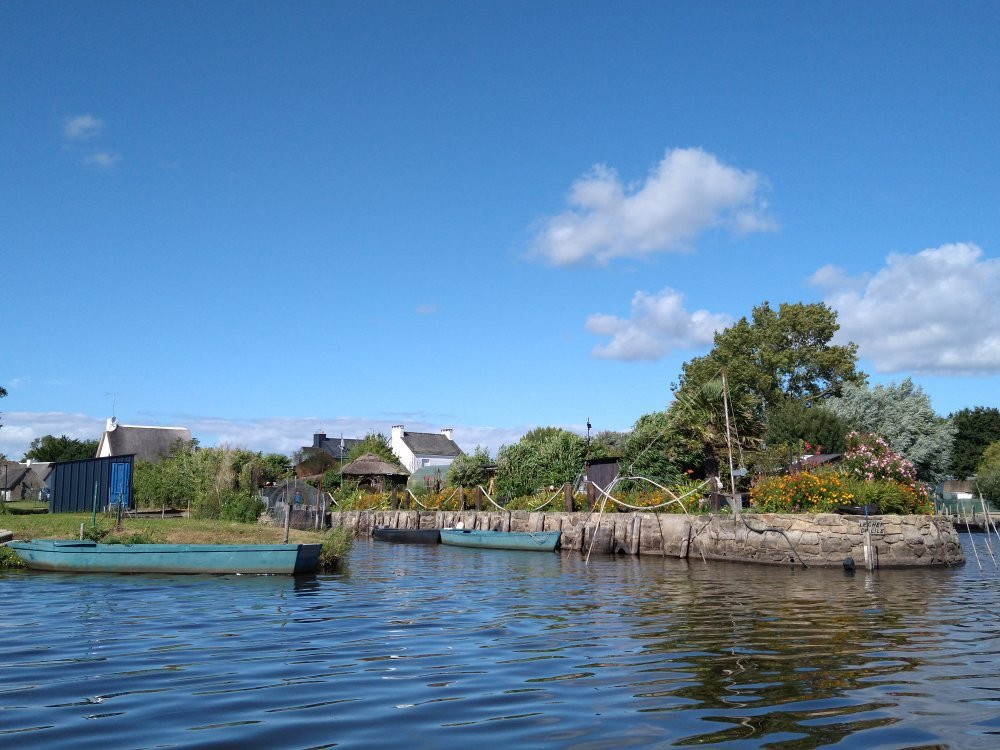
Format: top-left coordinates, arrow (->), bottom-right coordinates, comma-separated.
63,114 -> 104,141
814,243 -> 1000,375
586,287 -> 731,361
84,151 -> 122,169
415,304 -> 437,316
531,148 -> 776,265
0,412 -> 106,458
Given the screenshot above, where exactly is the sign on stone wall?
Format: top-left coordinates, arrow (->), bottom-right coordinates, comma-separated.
859,518 -> 885,537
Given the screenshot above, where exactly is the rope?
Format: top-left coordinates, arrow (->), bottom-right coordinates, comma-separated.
477,485 -> 508,511
405,486 -> 459,511
594,476 -> 708,513
736,513 -> 809,568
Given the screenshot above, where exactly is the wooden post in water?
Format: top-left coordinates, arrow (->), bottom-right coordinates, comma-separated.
474,486 -> 482,512
563,482 -> 573,512
283,500 -> 291,544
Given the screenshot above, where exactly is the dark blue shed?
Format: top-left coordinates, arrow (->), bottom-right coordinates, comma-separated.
46,455 -> 135,513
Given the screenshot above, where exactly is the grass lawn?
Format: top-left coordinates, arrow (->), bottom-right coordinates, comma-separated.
0,512 -> 331,544
1,500 -> 49,515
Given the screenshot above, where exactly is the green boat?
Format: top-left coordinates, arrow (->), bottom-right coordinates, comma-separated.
439,528 -> 560,552
7,539 -> 322,575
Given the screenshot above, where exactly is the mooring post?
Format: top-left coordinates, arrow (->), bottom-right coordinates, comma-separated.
391,486 -> 399,511
458,486 -> 465,511
283,501 -> 291,543
563,482 -> 573,513
586,481 -> 596,512
474,486 -> 482,512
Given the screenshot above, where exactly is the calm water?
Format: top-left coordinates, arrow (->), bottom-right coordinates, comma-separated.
2,535 -> 999,749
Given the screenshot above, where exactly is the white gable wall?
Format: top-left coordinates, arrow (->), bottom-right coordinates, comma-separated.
391,426 -> 418,473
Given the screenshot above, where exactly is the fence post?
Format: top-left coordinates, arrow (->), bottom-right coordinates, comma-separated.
563,482 -> 573,513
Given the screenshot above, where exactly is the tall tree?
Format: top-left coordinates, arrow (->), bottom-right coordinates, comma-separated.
24,434 -> 99,462
764,400 -> 849,453
677,302 -> 864,418
826,379 -> 956,482
950,407 -> 1000,479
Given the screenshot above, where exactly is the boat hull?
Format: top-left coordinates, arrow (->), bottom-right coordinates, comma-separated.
439,529 -> 560,552
372,527 -> 441,544
7,540 -> 322,575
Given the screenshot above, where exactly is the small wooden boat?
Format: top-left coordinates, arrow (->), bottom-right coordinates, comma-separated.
440,528 -> 560,552
372,526 -> 441,544
7,539 -> 322,575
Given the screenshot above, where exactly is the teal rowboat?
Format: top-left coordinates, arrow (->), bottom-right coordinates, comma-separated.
439,528 -> 560,552
7,539 -> 322,575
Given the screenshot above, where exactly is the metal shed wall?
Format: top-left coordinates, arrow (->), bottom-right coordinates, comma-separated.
46,455 -> 135,513
585,458 -> 620,491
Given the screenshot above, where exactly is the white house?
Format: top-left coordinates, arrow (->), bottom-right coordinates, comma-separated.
390,425 -> 463,474
96,417 -> 192,464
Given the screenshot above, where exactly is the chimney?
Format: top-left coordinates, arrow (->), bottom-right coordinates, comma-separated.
440,428 -> 453,441
313,432 -> 326,448
391,425 -> 404,442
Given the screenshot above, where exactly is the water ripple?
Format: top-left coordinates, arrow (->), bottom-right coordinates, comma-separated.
2,534 -> 999,748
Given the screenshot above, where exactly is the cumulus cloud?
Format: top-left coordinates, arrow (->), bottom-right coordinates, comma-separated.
585,287 -> 731,361
531,148 -> 776,265
84,151 -> 122,169
0,412 -> 106,458
63,114 -> 104,141
814,243 -> 1000,375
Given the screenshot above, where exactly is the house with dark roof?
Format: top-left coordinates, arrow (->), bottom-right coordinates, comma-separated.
95,417 -> 191,464
390,425 -> 463,474
1,460 -> 50,501
302,432 -> 364,463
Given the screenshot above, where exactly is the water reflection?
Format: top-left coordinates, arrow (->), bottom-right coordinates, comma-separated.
1,536 -> 998,748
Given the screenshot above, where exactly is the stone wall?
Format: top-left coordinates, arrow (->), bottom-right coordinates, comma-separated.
329,509 -> 964,568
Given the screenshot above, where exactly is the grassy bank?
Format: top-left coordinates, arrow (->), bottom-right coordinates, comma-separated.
0,513 -> 352,570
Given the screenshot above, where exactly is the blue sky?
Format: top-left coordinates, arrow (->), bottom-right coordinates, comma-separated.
2,1 -> 998,458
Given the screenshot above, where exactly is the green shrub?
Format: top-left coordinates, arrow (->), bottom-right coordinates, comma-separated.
0,545 -> 26,568
320,527 -> 353,568
218,490 -> 264,523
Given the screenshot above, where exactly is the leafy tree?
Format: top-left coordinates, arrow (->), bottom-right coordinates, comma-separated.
619,412 -> 687,487
24,434 -> 99,462
676,301 -> 865,426
764,400 -> 848,453
345,431 -> 401,467
950,407 -> 1000,479
446,446 -> 492,488
826,379 -> 956,482
260,453 -> 292,484
132,442 -> 278,517
588,430 -> 629,459
976,441 -> 1000,505
293,447 -> 336,477
495,428 -> 586,498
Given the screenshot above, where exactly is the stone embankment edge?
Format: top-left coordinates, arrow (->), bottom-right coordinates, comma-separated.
326,510 -> 964,568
